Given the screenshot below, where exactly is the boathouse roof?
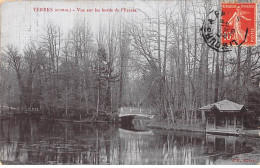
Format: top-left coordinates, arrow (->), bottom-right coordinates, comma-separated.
199,99 -> 244,113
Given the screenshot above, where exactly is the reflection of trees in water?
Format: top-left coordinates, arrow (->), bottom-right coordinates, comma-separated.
0,119 -> 118,164
205,135 -> 252,162
147,132 -> 208,164
115,129 -> 208,164
0,119 -> 254,165
0,118 -> 33,164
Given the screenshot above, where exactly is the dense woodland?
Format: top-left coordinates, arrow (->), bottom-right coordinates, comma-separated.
0,0 -> 259,125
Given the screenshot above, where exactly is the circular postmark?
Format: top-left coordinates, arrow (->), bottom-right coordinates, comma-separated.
201,9 -> 231,52
201,8 -> 248,52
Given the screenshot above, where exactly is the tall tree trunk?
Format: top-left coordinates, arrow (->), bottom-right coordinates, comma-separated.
96,84 -> 100,117
205,49 -> 209,104
214,1 -> 220,103
192,3 -> 198,123
181,0 -> 187,124
163,7 -> 169,122
210,51 -> 215,102
17,72 -> 25,109
65,82 -> 68,116
215,52 -> 220,102
236,46 -> 241,102
119,22 -> 123,108
220,51 -> 225,100
157,5 -> 164,120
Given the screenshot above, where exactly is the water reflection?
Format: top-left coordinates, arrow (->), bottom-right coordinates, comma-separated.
0,118 -> 252,165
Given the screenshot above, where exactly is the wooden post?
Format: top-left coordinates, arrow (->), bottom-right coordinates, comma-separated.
213,136 -> 216,148
234,115 -> 237,129
225,138 -> 227,151
202,110 -> 206,122
214,115 -> 216,129
233,140 -> 236,153
241,117 -> 244,129
206,116 -> 208,128
225,116 -> 228,129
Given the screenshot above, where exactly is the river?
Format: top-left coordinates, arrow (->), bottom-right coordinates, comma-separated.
0,117 -> 258,165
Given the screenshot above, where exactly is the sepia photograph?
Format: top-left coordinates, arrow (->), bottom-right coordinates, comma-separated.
0,0 -> 260,165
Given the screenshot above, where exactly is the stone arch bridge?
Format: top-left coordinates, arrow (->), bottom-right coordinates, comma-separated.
118,107 -> 156,119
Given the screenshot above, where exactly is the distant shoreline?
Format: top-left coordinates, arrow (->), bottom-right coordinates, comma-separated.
147,121 -> 260,139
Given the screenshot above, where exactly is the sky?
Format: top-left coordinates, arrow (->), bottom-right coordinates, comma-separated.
1,0 -> 163,53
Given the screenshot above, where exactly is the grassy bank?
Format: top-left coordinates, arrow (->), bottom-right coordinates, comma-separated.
243,130 -> 260,138
41,109 -> 119,123
147,120 -> 206,133
148,120 -> 260,138
40,116 -> 117,123
0,107 -> 119,123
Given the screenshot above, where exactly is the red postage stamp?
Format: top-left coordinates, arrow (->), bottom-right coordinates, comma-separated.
221,3 -> 257,46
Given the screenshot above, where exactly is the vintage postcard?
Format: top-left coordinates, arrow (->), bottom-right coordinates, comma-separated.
0,0 -> 260,165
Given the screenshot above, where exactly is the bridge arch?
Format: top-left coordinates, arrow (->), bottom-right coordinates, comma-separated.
119,114 -> 155,119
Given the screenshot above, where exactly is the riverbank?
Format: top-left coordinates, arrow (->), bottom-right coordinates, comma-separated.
40,116 -> 117,123
148,121 -> 260,165
214,137 -> 260,165
147,121 -> 260,138
0,107 -> 119,123
147,120 -> 206,133
149,124 -> 260,165
243,130 -> 260,138
41,110 -> 119,123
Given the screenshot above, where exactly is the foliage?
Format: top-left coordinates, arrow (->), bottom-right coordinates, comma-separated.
244,88 -> 260,128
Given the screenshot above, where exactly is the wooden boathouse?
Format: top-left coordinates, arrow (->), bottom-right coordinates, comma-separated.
199,99 -> 246,135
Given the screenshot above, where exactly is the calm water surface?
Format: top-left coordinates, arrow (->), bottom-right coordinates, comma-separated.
0,118 -> 254,164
